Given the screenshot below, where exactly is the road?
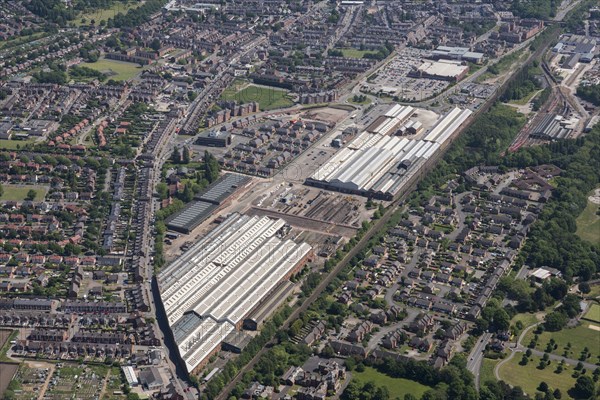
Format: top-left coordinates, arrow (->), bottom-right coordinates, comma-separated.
150,1 -> 589,396
466,332 -> 493,390
554,0 -> 584,21
214,139 -> 443,399
213,39 -> 536,394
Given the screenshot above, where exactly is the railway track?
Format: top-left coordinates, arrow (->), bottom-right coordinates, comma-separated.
507,36 -> 578,152
212,23 -> 567,400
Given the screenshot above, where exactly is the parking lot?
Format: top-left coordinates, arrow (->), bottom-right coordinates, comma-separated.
361,49 -> 451,100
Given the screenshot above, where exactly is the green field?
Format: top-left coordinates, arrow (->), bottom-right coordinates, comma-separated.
498,354 -> 580,398
353,367 -> 430,399
480,357 -> 500,386
523,324 -> 600,362
81,59 -> 145,81
576,190 -> 600,244
511,312 -> 542,328
478,49 -> 528,83
0,139 -> 37,150
76,2 -> 141,26
509,88 -> 543,105
349,97 -> 372,106
582,304 -> 600,324
341,48 -> 378,59
220,82 -> 293,111
0,32 -> 48,50
0,185 -> 48,202
586,284 -> 600,300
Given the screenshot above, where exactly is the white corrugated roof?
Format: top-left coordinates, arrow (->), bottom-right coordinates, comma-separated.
158,213 -> 312,373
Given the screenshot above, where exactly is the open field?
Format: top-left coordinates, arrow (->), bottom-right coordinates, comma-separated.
341,48 -> 378,59
0,32 -> 48,50
511,312 -> 542,329
498,354 -> 580,398
478,49 -> 528,83
221,82 -> 293,111
586,284 -> 600,300
576,189 -> 600,244
0,330 -> 12,349
582,303 -> 600,324
509,88 -> 543,105
349,96 -> 372,106
0,139 -> 37,150
81,59 -> 145,81
0,185 -> 48,202
523,324 -> 600,362
0,363 -> 19,399
76,2 -> 141,26
480,357 -> 500,386
353,367 -> 430,399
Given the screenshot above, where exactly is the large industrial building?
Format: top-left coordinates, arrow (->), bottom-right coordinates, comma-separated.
165,173 -> 251,233
157,213 -> 312,374
431,46 -> 485,64
411,59 -> 470,82
306,106 -> 472,200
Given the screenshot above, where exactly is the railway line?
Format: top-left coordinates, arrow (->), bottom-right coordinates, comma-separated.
507,51 -> 580,152
214,55 -> 521,399
212,18 -> 568,400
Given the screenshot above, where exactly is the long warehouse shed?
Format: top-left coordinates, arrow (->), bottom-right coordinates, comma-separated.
165,173 -> 251,233
306,107 -> 472,200
157,213 -> 312,374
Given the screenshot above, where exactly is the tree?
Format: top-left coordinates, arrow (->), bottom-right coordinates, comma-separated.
181,184 -> 194,202
492,308 -> 511,331
538,382 -> 549,393
579,282 -> 591,294
26,189 -> 37,201
544,311 -> 567,332
560,294 -> 581,318
150,38 -> 161,51
171,148 -> 181,164
182,146 -> 191,164
321,345 -> 334,358
344,357 -> 356,371
156,182 -> 169,200
553,389 -> 562,399
572,375 -> 595,398
204,151 -> 220,182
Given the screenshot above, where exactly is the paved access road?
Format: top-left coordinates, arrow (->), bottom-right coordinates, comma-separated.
467,332 -> 493,390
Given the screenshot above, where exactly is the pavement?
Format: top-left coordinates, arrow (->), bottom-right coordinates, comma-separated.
466,332 -> 493,390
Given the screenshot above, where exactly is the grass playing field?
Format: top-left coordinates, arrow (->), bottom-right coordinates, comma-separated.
576,189 -> 600,244
523,324 -> 600,363
480,357 -> 500,386
75,2 -> 141,26
498,354 -> 579,398
352,367 -> 431,399
0,139 -> 37,150
220,82 -> 293,111
582,303 -> 600,324
0,185 -> 48,202
340,48 -> 379,59
81,59 -> 145,81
